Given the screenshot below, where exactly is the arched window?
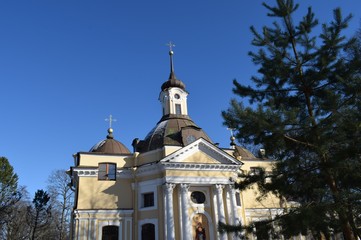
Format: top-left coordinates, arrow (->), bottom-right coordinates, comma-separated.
102,225 -> 118,240
141,223 -> 155,240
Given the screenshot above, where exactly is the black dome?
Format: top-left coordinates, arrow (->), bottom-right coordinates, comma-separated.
136,114 -> 212,153
90,128 -> 131,154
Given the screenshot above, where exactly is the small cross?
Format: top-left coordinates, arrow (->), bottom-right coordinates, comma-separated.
105,115 -> 117,128
227,127 -> 236,137
166,41 -> 175,51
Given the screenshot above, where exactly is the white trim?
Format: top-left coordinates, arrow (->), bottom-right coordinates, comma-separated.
162,162 -> 240,171
138,179 -> 162,211
74,209 -> 133,216
160,138 -> 242,165
138,218 -> 159,240
72,168 -> 133,178
164,176 -> 234,185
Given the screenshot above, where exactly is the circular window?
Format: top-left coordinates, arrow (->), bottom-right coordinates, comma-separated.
174,94 -> 180,99
191,191 -> 206,204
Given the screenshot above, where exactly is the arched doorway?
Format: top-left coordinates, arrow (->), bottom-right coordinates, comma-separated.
141,223 -> 155,240
102,225 -> 118,240
192,213 -> 210,240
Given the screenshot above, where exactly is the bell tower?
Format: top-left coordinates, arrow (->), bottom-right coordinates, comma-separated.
159,42 -> 188,116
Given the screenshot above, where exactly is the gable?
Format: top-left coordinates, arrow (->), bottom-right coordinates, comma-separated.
160,138 -> 242,165
182,151 -> 219,164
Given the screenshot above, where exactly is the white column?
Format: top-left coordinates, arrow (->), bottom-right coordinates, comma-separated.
180,183 -> 192,240
227,185 -> 239,225
214,184 -> 227,240
163,183 -> 176,240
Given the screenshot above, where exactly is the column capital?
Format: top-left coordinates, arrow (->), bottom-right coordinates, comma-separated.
227,184 -> 236,193
179,183 -> 190,193
163,183 -> 176,193
214,184 -> 224,194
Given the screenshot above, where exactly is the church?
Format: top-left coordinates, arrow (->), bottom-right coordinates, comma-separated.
68,48 -> 285,240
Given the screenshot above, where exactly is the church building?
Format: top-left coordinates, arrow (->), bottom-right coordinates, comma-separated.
68,48 -> 285,240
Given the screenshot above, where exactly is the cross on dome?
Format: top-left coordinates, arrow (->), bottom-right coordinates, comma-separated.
105,114 -> 117,128
166,41 -> 175,52
166,41 -> 177,79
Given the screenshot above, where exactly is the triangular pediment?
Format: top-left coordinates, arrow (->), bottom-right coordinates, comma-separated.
160,138 -> 242,165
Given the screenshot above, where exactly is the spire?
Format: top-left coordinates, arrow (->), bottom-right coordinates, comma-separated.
161,41 -> 186,91
167,41 -> 177,80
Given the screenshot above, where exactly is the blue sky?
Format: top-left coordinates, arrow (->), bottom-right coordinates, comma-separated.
1,1 -> 360,197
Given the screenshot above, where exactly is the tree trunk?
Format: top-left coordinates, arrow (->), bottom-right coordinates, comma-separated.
324,168 -> 356,240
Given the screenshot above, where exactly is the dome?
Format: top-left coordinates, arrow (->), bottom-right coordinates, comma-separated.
90,128 -> 131,154
135,114 -> 212,153
161,76 -> 186,91
233,145 -> 256,159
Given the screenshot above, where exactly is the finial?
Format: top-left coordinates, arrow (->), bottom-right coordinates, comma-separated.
166,41 -> 176,79
107,128 -> 114,139
227,127 -> 236,149
105,115 -> 116,139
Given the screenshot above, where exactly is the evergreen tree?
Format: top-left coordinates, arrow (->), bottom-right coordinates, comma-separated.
222,0 -> 361,239
28,189 -> 51,240
0,157 -> 21,224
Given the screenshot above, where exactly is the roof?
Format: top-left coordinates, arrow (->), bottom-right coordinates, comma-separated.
161,76 -> 186,91
135,114 -> 212,153
234,145 -> 256,159
89,128 -> 131,154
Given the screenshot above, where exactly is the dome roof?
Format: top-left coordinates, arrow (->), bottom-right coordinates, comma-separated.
233,145 -> 256,159
90,128 -> 131,154
161,75 -> 186,91
135,114 -> 212,153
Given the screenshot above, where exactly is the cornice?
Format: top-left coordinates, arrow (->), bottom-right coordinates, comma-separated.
72,167 -> 133,178
162,162 -> 240,171
161,139 -> 242,165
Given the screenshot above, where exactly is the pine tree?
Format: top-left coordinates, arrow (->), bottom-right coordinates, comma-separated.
222,0 -> 361,239
28,189 -> 51,240
0,157 -> 21,224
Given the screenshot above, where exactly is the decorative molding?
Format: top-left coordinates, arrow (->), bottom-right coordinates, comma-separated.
73,209 -> 134,219
136,164 -> 162,177
160,138 -> 242,165
164,176 -> 234,185
72,168 -> 133,178
162,162 -> 240,171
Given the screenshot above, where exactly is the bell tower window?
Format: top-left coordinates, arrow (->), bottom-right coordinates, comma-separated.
175,104 -> 182,115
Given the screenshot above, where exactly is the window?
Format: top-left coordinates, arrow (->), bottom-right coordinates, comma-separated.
191,191 -> 206,204
142,192 -> 154,208
250,167 -> 262,175
102,226 -> 118,240
175,104 -> 182,114
235,192 -> 241,206
141,223 -> 155,240
98,163 -> 116,180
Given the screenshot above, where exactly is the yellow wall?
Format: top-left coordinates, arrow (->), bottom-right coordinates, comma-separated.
78,153 -> 134,168
77,177 -> 133,209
